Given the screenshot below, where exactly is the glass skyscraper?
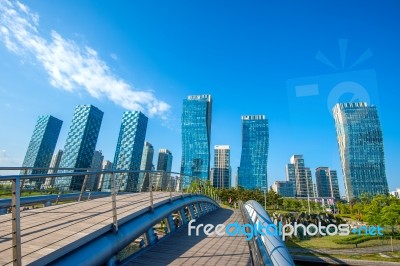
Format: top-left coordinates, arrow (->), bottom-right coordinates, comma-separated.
140,141 -> 154,171
103,111 -> 148,192
286,155 -> 313,198
55,105 -> 103,190
213,145 -> 231,189
238,115 -> 269,189
316,167 -> 340,199
333,102 -> 389,200
181,94 -> 212,187
22,115 -> 63,187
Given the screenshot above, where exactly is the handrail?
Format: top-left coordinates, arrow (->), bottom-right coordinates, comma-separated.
241,200 -> 295,266
0,167 -> 218,266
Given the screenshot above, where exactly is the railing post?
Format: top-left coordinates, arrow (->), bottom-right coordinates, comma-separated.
78,173 -> 88,202
110,173 -> 118,233
19,169 -> 27,191
55,191 -> 61,205
169,173 -> 172,200
149,172 -> 154,211
12,176 -> 21,266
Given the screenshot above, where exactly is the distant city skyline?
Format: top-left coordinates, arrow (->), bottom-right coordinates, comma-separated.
0,1 -> 399,194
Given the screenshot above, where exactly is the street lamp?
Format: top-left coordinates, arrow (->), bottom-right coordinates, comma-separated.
262,187 -> 267,210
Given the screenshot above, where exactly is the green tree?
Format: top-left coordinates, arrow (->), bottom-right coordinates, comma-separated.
381,204 -> 400,235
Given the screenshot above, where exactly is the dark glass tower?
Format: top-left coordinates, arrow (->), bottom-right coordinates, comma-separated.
213,145 -> 231,189
55,105 -> 103,190
22,115 -> 63,187
333,102 -> 388,200
102,111 -> 148,192
181,94 -> 212,187
238,115 -> 269,189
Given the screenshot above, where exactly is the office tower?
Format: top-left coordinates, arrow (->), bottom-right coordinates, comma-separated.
285,163 -> 296,197
98,160 -> 112,190
316,167 -> 340,199
213,145 -> 231,189
238,115 -> 269,189
333,102 -> 389,200
313,183 -> 318,198
181,94 -> 212,187
287,155 -> 313,198
22,115 -> 63,188
156,149 -> 173,189
86,150 -> 104,191
140,142 -> 154,171
44,149 -> 63,187
55,105 -> 103,190
272,181 -> 295,197
103,111 -> 148,192
157,149 -> 173,172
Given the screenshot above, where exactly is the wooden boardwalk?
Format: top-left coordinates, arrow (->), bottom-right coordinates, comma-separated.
123,208 -> 252,266
0,192 -> 180,265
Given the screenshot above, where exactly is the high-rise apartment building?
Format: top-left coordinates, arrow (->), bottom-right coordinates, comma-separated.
181,94 -> 212,187
333,102 -> 389,200
22,115 -> 63,187
238,115 -> 269,189
44,149 -> 63,187
86,150 -> 104,191
316,167 -> 340,199
98,160 -> 112,190
140,141 -> 154,171
157,149 -> 173,172
55,105 -> 103,190
213,145 -> 231,189
102,111 -> 148,192
287,155 -> 313,198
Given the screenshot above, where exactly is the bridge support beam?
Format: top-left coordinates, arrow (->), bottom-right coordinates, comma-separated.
166,214 -> 176,233
189,205 -> 197,219
146,227 -> 158,246
180,208 -> 188,225
196,203 -> 202,217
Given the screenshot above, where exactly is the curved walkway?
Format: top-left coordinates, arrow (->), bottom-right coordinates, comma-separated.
123,208 -> 252,266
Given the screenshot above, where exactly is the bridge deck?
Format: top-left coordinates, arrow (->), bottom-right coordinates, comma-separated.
0,192 -> 180,265
123,208 -> 251,266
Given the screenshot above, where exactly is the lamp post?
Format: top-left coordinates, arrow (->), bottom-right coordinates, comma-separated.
262,187 -> 267,210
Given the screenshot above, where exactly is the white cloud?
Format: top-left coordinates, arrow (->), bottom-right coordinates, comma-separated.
110,53 -> 118,60
0,0 -> 170,117
0,149 -> 20,166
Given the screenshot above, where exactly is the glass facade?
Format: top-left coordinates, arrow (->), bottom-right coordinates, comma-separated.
103,111 -> 148,192
272,181 -> 295,197
333,102 -> 389,200
287,155 -> 313,198
181,94 -> 212,187
213,145 -> 231,189
238,115 -> 269,189
55,105 -> 103,190
22,115 -> 63,187
140,141 -> 154,171
87,150 -> 104,191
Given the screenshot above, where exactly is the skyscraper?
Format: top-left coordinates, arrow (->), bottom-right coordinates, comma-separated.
238,115 -> 269,189
156,149 -> 173,190
103,111 -> 148,192
98,160 -> 112,190
213,145 -> 231,189
22,115 -> 63,187
140,141 -> 154,171
157,149 -> 173,172
181,94 -> 212,187
333,102 -> 388,200
55,105 -> 103,190
316,167 -> 340,199
44,149 -> 63,187
287,155 -> 313,198
285,163 -> 296,197
87,150 -> 104,191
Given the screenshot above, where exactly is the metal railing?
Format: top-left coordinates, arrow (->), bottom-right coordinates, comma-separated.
241,200 -> 295,266
0,167 -> 220,266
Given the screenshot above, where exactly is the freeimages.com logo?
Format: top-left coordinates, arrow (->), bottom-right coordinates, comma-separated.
188,219 -> 383,241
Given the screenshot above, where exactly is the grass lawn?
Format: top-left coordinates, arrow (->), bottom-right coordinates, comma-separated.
291,251 -> 400,263
286,235 -> 400,249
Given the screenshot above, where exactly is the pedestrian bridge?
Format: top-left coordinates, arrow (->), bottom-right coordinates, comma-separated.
0,168 -> 294,266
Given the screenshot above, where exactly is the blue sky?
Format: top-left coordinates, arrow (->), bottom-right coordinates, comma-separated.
0,0 -> 399,194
